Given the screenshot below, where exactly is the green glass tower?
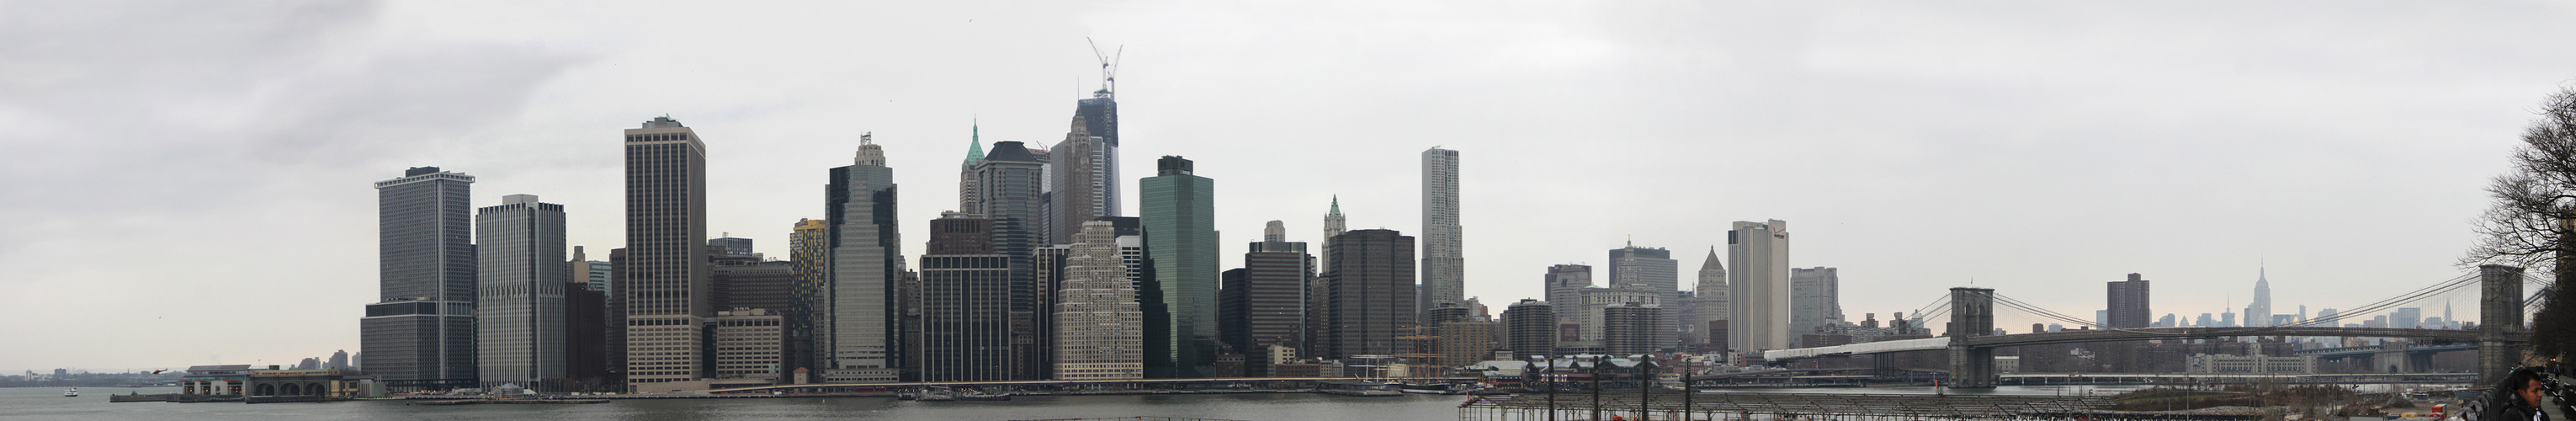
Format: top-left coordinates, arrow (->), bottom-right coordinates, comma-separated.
1140,156 -> 1216,377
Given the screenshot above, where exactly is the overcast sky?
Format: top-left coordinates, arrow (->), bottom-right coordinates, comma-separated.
4,1 -> 2572,373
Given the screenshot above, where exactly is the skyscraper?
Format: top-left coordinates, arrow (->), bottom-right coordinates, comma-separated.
1689,248 -> 1728,349
1602,302 -> 1668,356
1141,156 -> 1217,377
1421,147 -> 1465,316
1053,221 -> 1145,381
2244,267 -> 2272,328
2106,273 -> 2151,329
475,194 -> 569,391
1609,243 -> 1678,343
1503,299 -> 1556,360
919,214 -> 1011,381
1320,196 -> 1346,270
622,116 -> 711,392
822,135 -> 903,384
787,218 -> 828,380
1727,220 -> 1792,353
364,166 -> 477,390
1077,75 -> 1122,218
1545,264 -> 1592,326
1049,114 -> 1118,245
968,140 -> 1048,380
1219,221 -> 1310,355
1314,229 -> 1416,360
1788,267 -> 1842,342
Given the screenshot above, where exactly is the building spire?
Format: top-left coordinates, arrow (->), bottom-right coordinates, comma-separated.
1329,195 -> 1341,216
964,120 -> 985,167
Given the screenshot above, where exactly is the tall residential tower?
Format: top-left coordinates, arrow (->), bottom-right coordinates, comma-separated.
1421,147 -> 1464,314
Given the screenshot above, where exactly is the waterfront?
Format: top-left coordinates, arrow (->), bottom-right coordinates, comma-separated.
3,384 -> 2456,420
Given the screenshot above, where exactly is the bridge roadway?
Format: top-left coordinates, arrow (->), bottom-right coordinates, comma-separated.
1766,327 -> 2505,361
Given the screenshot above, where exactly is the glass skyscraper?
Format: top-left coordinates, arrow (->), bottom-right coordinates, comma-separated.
1140,156 -> 1216,377
821,135 -> 902,383
364,166 -> 478,390
474,194 -> 568,391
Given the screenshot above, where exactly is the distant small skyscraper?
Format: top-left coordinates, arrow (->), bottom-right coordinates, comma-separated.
622,116 -> 713,391
2244,267 -> 2272,328
2106,273 -> 2150,329
1689,248 -> 1728,349
1545,264 -> 1592,327
1727,220 -> 1793,352
1140,156 -> 1218,377
1421,147 -> 1466,315
364,166 -> 477,390
1503,299 -> 1557,360
1609,242 -> 1678,344
1788,267 -> 1841,344
475,194 -> 569,391
1320,196 -> 1346,272
709,236 -> 755,258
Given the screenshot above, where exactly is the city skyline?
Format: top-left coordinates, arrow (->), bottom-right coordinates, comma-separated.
6,1 -> 2569,371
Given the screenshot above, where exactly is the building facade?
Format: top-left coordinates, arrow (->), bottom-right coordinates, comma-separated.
1602,303 -> 1668,355
1053,221 -> 1146,381
1049,115 -> 1118,245
1141,156 -> 1218,377
1727,220 -> 1793,353
970,141 -> 1048,380
1789,266 -> 1842,344
2107,273 -> 2151,329
1503,299 -> 1556,360
1421,147 -> 1465,315
787,218 -> 828,381
622,116 -> 712,391
711,308 -> 785,382
475,194 -> 569,391
822,135 -> 904,383
1313,229 -> 1415,360
918,214 -> 1012,381
1219,221 -> 1310,355
364,166 -> 478,390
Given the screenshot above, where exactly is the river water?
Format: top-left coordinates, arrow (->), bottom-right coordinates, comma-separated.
0,384 -> 2259,420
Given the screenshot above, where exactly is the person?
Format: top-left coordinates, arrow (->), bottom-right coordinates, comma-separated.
2493,367 -> 2552,421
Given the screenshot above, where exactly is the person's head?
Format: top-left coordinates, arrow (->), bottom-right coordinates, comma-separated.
2508,367 -> 2548,409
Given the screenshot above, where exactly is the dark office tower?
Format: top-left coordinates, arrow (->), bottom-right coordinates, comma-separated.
919,214 -> 1012,381
1033,245 -> 1070,378
821,134 -> 904,384
709,237 -> 755,258
1141,156 -> 1217,377
1049,114 -> 1117,245
1544,264 -> 1592,325
968,141 -> 1046,380
475,195 -> 569,391
623,116 -> 711,391
564,280 -> 608,391
1314,229 -> 1415,360
1503,299 -> 1556,360
711,252 -> 793,315
1601,302 -> 1667,356
2106,273 -> 2151,329
364,166 -> 477,391
787,219 -> 826,381
604,248 -> 628,386
1219,221 -> 1310,355
1420,147 -> 1464,315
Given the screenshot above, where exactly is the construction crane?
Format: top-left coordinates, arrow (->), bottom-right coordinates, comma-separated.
1087,37 -> 1122,98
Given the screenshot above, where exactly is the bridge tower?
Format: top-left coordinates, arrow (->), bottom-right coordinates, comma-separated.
1947,287 -> 1997,388
2480,264 -> 2526,386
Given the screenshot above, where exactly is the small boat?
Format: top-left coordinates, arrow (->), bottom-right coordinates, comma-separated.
63,388 -> 78,397
895,392 -> 917,401
916,388 -> 957,402
957,390 -> 1012,401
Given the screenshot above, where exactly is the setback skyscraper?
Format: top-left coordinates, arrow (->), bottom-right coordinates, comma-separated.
623,116 -> 711,392
1140,156 -> 1217,377
364,166 -> 478,390
1320,196 -> 1346,270
823,135 -> 903,383
2244,267 -> 2272,328
1421,147 -> 1465,317
1727,220 -> 1792,352
475,194 -> 569,391
1052,221 -> 1145,381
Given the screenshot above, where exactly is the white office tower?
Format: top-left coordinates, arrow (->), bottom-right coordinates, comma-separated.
1054,221 -> 1145,380
1727,220 -> 1792,353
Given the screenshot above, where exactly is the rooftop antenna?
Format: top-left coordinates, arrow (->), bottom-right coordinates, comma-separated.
1087,37 -> 1122,98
